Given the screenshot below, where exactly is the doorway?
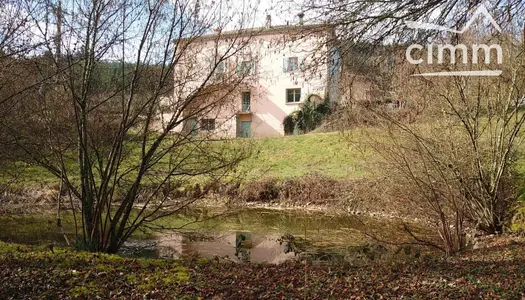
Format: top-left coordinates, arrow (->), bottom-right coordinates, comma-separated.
240,121 -> 251,138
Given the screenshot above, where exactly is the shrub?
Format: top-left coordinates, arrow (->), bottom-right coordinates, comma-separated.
238,173 -> 344,205
239,178 -> 280,203
283,95 -> 331,135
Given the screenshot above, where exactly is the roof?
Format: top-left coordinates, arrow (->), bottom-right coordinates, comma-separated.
183,23 -> 334,42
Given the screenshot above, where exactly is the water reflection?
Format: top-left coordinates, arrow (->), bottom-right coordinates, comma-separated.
0,208 -> 432,263
121,231 -> 298,264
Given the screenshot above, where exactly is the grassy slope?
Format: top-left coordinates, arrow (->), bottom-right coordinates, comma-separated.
0,133 -> 365,187
240,132 -> 363,180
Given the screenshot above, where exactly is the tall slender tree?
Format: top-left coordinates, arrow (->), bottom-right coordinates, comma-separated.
0,0 -> 260,253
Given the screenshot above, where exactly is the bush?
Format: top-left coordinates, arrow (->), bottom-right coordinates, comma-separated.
239,178 -> 280,203
279,173 -> 342,205
283,95 -> 331,135
238,173 -> 344,205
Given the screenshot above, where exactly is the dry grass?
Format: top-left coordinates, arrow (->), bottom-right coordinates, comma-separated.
237,173 -> 344,205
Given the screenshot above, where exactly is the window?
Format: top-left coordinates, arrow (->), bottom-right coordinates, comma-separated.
216,60 -> 226,74
238,60 -> 255,76
286,88 -> 301,103
284,57 -> 299,72
201,119 -> 215,131
214,60 -> 227,81
185,118 -> 198,136
242,92 -> 251,112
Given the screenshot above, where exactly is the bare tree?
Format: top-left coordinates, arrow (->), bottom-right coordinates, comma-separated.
297,0 -> 524,43
347,31 -> 525,254
297,0 -> 525,118
292,0 -> 525,254
0,0 -> 260,253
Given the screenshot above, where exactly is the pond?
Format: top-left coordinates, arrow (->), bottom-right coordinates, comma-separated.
0,208 -> 433,263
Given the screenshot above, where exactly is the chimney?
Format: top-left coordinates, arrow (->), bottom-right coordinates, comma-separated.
297,12 -> 304,25
265,14 -> 271,28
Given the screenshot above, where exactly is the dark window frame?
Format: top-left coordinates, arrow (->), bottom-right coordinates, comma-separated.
238,60 -> 255,76
286,88 -> 301,103
201,118 -> 216,131
242,92 -> 251,112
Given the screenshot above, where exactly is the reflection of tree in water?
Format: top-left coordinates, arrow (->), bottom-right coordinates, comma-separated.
278,234 -> 305,256
234,232 -> 310,262
235,232 -> 251,262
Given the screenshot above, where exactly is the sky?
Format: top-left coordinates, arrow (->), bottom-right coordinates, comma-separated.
256,0 -> 305,27
203,0 -> 306,30
1,0 -> 323,63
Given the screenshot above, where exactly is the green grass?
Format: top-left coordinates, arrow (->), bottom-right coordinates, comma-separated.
0,241 -> 189,298
0,161 -> 63,187
238,132 -> 364,180
4,128 -> 522,189
0,133 -> 365,188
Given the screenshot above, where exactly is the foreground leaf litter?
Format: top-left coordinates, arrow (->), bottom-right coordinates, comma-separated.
1,240 -> 525,299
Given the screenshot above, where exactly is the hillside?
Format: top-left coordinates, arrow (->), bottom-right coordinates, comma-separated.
240,133 -> 364,180
0,133 -> 364,188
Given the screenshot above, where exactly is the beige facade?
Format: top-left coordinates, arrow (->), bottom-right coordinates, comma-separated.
159,24 -> 339,138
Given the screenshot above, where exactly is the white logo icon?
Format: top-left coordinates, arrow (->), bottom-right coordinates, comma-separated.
405,3 -> 503,77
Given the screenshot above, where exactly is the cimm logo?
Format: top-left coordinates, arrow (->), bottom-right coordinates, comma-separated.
405,3 -> 503,77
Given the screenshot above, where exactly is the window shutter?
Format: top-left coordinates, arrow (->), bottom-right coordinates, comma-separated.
237,61 -> 241,74
283,57 -> 288,72
300,57 -> 305,71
